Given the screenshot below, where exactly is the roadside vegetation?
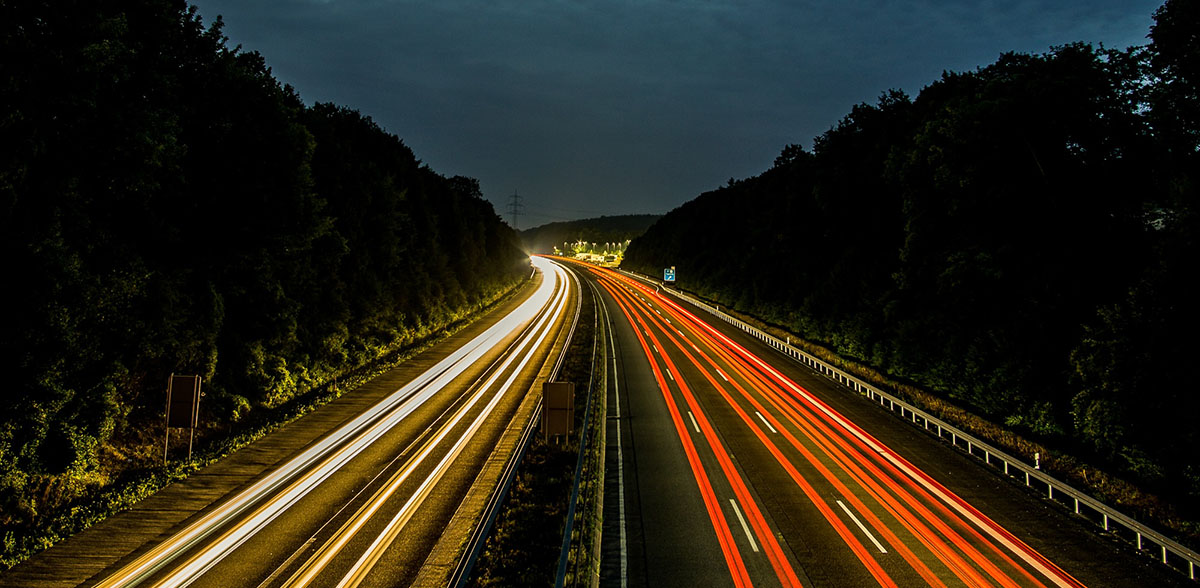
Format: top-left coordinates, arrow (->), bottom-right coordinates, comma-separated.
624,0 -> 1200,546
0,0 -> 528,569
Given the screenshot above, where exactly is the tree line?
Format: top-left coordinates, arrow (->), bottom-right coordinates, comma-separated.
519,214 -> 660,255
624,0 -> 1199,520
0,0 -> 527,549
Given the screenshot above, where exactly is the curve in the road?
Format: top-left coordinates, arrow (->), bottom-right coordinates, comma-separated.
94,257 -> 569,588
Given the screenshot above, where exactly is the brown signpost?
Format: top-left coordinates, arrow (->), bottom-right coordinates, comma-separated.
542,381 -> 575,442
164,374 -> 202,464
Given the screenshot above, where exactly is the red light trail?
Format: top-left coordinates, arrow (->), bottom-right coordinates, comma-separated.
577,260 -> 1085,588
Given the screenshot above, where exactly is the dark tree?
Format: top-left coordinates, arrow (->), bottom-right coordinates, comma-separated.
624,4 -> 1198,513
0,0 -> 527,563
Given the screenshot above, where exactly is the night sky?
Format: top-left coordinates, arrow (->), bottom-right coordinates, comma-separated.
187,0 -> 1163,227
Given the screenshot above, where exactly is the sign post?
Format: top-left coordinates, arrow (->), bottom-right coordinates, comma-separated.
542,381 -> 575,443
164,374 -> 202,464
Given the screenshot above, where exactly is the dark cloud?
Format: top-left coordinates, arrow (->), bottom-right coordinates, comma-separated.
190,0 -> 1162,224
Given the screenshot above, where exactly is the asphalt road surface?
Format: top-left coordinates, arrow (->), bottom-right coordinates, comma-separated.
580,262 -> 1189,588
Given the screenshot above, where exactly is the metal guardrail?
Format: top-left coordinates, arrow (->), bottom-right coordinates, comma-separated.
557,269 -> 607,588
449,267 -> 585,587
621,269 -> 1199,582
447,400 -> 543,587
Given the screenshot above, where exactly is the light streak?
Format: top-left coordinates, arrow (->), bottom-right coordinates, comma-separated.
593,266 -> 1084,588
98,258 -> 566,588
602,280 -> 753,588
330,260 -> 570,588
600,274 -> 800,588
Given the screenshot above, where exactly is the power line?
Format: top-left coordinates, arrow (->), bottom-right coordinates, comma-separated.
506,190 -> 525,230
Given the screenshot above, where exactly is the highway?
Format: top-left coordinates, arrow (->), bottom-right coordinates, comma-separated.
4,255 -> 1190,588
1,256 -> 576,588
577,262 -> 1188,588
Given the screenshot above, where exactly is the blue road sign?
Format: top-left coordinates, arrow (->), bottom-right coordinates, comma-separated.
664,267 -> 675,282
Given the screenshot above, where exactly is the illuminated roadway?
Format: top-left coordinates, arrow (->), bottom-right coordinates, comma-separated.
568,262 -> 1188,588
5,255 -> 1189,588
57,256 -> 574,588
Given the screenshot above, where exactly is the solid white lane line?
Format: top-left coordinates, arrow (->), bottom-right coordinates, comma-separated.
755,411 -> 778,434
729,499 -> 760,553
688,411 -> 701,433
836,500 -> 887,554
616,396 -> 628,588
608,307 -> 628,588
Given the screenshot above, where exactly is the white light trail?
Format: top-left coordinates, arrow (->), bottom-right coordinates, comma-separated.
98,259 -> 563,588
328,259 -> 570,588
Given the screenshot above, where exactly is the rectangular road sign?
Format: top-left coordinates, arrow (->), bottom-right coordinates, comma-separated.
664,267 -> 676,282
542,381 -> 575,440
166,374 -> 201,428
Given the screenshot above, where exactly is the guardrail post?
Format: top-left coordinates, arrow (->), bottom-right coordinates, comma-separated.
1049,485 -> 1054,500
1074,498 -> 1079,514
1103,514 -> 1110,531
1138,533 -> 1143,550
1162,545 -> 1167,564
